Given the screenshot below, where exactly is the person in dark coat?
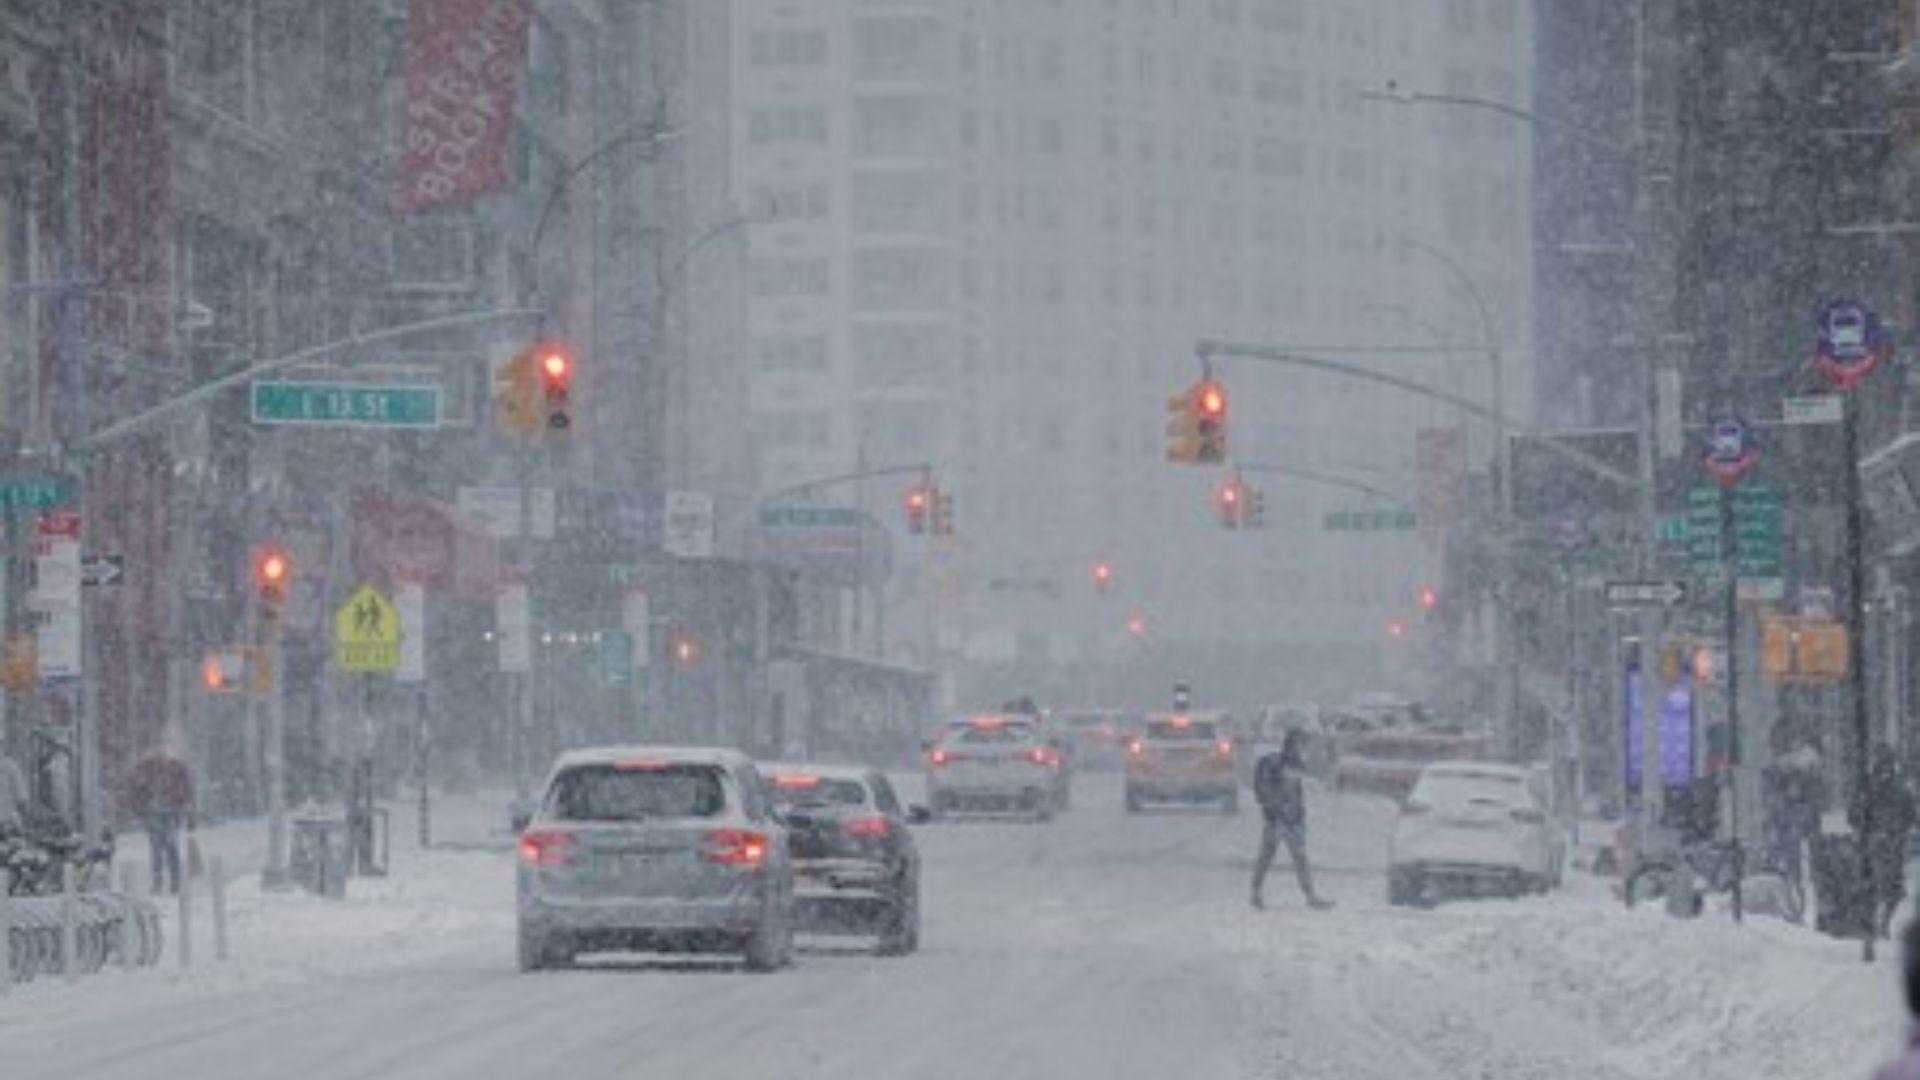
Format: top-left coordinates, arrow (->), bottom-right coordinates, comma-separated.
1852,747 -> 1916,939
1251,729 -> 1333,910
124,750 -> 195,895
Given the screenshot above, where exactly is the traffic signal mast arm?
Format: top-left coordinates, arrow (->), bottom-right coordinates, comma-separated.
1194,339 -> 1645,494
1232,461 -> 1415,508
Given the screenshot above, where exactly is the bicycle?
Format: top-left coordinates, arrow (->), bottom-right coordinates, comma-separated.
1740,833 -> 1808,924
1625,838 -> 1741,911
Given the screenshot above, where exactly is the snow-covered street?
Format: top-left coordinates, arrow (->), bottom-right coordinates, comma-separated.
1,776 -> 1908,1080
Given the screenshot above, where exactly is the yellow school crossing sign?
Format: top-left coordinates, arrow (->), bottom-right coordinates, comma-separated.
335,584 -> 401,674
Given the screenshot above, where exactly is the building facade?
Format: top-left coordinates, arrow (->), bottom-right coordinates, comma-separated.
733,0 -> 1534,707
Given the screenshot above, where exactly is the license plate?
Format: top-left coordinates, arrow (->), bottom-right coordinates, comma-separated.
599,852 -> 664,873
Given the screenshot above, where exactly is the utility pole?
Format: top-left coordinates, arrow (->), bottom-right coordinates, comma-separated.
1630,0 -> 1668,850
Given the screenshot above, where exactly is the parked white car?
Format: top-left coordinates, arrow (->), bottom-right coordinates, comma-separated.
1387,761 -> 1561,906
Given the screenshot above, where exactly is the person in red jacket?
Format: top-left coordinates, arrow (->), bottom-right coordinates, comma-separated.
124,750 -> 195,895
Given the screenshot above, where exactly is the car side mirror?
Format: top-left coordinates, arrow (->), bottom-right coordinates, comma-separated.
907,805 -> 933,825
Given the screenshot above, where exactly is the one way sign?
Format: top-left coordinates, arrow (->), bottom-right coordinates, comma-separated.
1605,580 -> 1687,608
81,554 -> 125,588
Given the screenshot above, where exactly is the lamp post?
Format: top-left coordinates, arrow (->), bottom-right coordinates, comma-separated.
1363,51 -> 1670,838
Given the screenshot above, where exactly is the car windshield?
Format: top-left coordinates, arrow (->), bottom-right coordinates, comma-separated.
950,723 -> 1036,746
1147,719 -> 1218,741
544,764 -> 727,822
768,776 -> 869,809
1413,772 -> 1530,810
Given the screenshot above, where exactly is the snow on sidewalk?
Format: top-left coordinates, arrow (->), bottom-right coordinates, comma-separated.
1235,879 -> 1909,1080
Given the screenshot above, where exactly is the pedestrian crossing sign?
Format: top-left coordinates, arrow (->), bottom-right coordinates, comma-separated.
334,584 -> 401,674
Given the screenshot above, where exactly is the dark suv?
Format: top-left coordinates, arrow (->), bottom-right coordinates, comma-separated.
763,763 -> 924,956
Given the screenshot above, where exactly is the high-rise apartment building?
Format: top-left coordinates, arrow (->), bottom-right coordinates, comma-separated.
734,0 -> 1532,701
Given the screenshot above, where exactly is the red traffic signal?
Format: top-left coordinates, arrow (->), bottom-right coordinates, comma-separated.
1127,614 -> 1147,637
1196,378 -> 1227,419
533,341 -> 574,431
1093,561 -> 1114,592
1217,480 -> 1244,529
906,487 -> 930,534
1386,620 -> 1407,639
1420,586 -> 1438,612
254,546 -> 291,603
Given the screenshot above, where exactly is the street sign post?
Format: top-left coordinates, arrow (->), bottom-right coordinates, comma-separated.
0,478 -> 72,510
395,583 -> 425,683
251,381 -> 443,428
1702,415 -> 1758,487
1814,300 -> 1891,390
1322,508 -> 1417,532
79,554 -> 124,588
333,584 -> 401,674
1605,581 -> 1689,608
1783,394 -> 1844,426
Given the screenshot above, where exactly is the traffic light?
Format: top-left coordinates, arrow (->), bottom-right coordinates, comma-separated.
1093,561 -> 1114,594
535,342 -> 574,431
1217,479 -> 1245,529
1127,614 -> 1147,637
1194,378 -> 1227,463
1420,586 -> 1438,613
254,545 -> 291,608
932,489 -> 955,536
1242,482 -> 1265,529
496,349 -> 541,433
1164,377 -> 1229,464
1386,620 -> 1407,639
906,487 -> 930,534
672,632 -> 702,668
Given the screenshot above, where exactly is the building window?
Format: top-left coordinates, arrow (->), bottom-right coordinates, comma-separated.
754,335 -> 830,372
748,106 -> 829,144
855,173 -> 948,233
854,96 -> 947,157
748,29 -> 828,68
853,17 -> 947,80
751,258 -> 831,297
754,183 -> 831,221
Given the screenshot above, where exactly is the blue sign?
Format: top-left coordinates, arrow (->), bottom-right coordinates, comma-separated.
1701,415 -> 1758,487
1814,299 -> 1890,389
1624,667 -> 1694,790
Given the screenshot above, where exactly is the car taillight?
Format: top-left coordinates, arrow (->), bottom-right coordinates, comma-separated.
1127,739 -> 1145,757
704,829 -> 770,867
1215,740 -> 1233,757
843,817 -> 891,841
518,830 -> 576,867
929,749 -> 950,767
1027,748 -> 1059,768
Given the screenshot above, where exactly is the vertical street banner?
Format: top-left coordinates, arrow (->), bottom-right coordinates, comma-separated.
1415,427 -> 1466,549
394,0 -> 534,214
32,511 -> 82,679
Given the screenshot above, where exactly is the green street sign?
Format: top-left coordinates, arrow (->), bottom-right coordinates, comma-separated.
1322,509 -> 1417,533
0,477 -> 72,510
598,630 -> 633,685
1656,516 -> 1690,544
251,381 -> 442,428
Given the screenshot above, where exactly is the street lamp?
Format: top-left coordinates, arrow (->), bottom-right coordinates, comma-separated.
1364,64 -> 1670,851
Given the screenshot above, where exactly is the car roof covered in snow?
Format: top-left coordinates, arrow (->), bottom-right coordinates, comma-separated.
550,746 -> 757,771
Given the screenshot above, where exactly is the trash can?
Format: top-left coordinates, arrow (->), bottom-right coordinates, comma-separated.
1811,833 -> 1871,938
289,816 -> 350,900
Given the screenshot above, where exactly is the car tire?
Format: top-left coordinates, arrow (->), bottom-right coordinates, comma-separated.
743,901 -> 789,973
1033,793 -> 1054,823
1387,867 -> 1421,908
928,791 -> 950,822
878,874 -> 919,957
517,921 -> 555,973
1124,787 -> 1143,813
1222,791 -> 1241,816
